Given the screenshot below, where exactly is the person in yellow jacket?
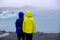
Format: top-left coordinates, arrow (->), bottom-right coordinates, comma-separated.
23,11 -> 36,40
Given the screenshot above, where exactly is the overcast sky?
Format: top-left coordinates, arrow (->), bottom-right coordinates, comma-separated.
0,0 -> 60,10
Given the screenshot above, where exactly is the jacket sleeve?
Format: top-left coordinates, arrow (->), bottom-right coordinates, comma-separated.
23,20 -> 25,32
15,19 -> 17,28
32,19 -> 36,33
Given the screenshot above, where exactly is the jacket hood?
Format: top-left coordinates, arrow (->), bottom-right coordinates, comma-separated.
26,11 -> 32,17
19,12 -> 24,18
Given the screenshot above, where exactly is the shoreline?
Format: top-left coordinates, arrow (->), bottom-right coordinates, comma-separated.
0,31 -> 60,40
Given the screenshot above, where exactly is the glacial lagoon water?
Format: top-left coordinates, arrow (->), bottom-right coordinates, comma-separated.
0,11 -> 60,33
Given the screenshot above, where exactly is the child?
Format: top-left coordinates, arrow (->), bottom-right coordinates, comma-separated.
23,11 -> 36,40
15,12 -> 25,40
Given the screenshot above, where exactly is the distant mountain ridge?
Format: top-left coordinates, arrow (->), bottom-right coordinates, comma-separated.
0,6 -> 58,11
0,6 -> 39,11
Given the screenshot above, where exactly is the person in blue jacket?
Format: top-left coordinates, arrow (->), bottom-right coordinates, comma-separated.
15,12 -> 25,40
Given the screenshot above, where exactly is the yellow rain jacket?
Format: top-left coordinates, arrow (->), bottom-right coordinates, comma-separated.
23,11 -> 36,33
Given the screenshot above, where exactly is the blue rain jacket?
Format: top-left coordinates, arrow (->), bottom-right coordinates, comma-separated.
15,12 -> 24,34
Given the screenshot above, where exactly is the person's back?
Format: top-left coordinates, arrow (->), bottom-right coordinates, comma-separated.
15,12 -> 25,40
23,11 -> 36,40
23,16 -> 35,33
